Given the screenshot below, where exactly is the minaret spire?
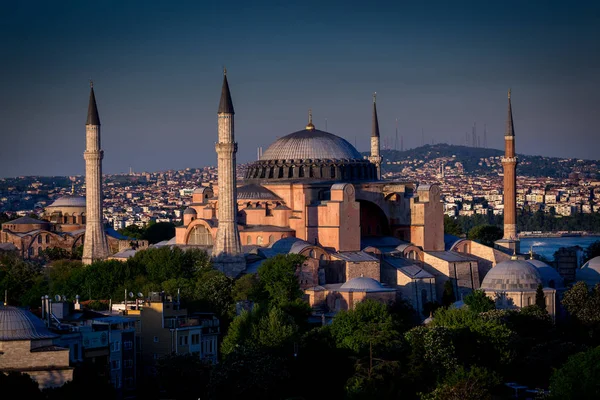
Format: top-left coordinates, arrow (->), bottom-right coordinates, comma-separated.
305,109 -> 315,130
497,88 -> 520,254
82,83 -> 109,264
213,71 -> 245,277
368,92 -> 382,180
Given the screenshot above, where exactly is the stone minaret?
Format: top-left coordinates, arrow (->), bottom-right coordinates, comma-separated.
212,70 -> 245,277
368,93 -> 382,180
82,82 -> 109,264
497,89 -> 520,254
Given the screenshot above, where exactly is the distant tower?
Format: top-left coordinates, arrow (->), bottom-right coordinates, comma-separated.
369,92 -> 382,180
394,118 -> 398,151
472,122 -> 477,147
212,69 -> 245,277
496,89 -> 520,254
82,82 -> 109,265
483,123 -> 488,148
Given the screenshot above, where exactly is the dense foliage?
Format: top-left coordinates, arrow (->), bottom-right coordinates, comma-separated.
117,221 -> 176,244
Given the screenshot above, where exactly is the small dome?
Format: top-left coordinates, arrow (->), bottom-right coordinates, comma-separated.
0,306 -> 58,341
340,277 -> 385,291
528,259 -> 565,289
260,129 -> 363,161
48,196 -> 86,208
576,256 -> 600,287
237,184 -> 282,200
481,259 -> 543,291
183,208 -> 197,215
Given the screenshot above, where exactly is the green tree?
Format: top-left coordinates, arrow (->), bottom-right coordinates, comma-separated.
117,224 -> 145,239
444,215 -> 464,236
155,354 -> 211,400
535,284 -> 547,310
142,222 -> 175,244
561,281 -> 600,332
584,240 -> 600,263
257,254 -> 305,307
0,372 -> 44,399
329,299 -> 398,354
193,269 -> 233,319
231,273 -> 261,302
420,365 -> 501,400
464,290 -> 495,313
467,225 -> 503,247
442,280 -> 456,307
549,346 -> 600,400
0,253 -> 44,307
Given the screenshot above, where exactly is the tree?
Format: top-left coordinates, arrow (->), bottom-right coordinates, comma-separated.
584,240 -> 600,263
467,225 -> 503,247
549,346 -> 600,400
117,224 -> 145,239
420,365 -> 501,400
444,215 -> 464,236
0,372 -> 44,399
257,254 -> 305,307
329,299 -> 398,354
535,284 -> 546,310
231,273 -> 261,303
464,290 -> 495,313
143,222 -> 175,244
442,280 -> 456,308
193,269 -> 233,318
561,281 -> 600,331
155,354 -> 211,400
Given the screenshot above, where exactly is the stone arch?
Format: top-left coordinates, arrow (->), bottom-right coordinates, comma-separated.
357,200 -> 390,237
184,219 -> 215,246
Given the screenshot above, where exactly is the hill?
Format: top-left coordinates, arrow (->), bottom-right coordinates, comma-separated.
363,144 -> 599,179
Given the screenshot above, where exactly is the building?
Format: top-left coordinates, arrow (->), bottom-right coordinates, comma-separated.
0,305 -> 73,389
140,292 -> 220,373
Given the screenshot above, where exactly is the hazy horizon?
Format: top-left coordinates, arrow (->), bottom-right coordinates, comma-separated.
2,0 -> 599,178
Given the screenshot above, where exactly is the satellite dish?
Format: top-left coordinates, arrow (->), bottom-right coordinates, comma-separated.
128,292 -> 134,298
75,295 -> 80,299
62,295 -> 67,301
137,292 -> 143,298
54,294 -> 61,302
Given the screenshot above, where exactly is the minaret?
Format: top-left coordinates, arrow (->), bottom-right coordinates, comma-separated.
212,69 -> 245,277
368,92 -> 382,180
496,89 -> 520,254
82,82 -> 109,264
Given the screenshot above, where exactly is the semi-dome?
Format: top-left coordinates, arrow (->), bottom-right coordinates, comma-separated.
528,259 -> 565,289
183,207 -> 197,215
237,184 -> 282,200
48,196 -> 86,208
260,129 -> 363,161
340,277 -> 392,292
481,259 -> 543,291
0,306 -> 58,341
576,256 -> 600,287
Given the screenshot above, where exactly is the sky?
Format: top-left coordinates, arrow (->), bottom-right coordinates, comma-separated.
1,0 -> 599,178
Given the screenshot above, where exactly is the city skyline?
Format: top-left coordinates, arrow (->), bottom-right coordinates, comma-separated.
2,0 -> 599,178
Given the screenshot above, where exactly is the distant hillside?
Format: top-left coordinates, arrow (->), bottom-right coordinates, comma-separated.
362,143 -> 599,178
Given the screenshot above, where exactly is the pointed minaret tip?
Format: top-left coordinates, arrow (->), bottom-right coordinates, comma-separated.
218,69 -> 234,114
371,92 -> 380,138
86,82 -> 100,126
506,88 -> 515,137
508,88 -> 511,99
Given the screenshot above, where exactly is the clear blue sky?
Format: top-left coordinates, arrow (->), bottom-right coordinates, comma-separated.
1,0 -> 599,177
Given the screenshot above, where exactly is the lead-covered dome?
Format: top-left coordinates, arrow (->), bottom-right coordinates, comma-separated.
260,129 -> 363,161
481,259 -> 543,291
0,306 -> 58,341
245,124 -> 377,182
340,277 -> 394,292
576,256 -> 600,287
48,196 -> 86,208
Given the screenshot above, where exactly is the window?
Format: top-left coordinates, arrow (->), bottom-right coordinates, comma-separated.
153,336 -> 159,343
111,341 -> 120,352
309,249 -> 316,258
124,359 -> 134,368
37,235 -> 42,244
179,335 -> 188,346
123,341 -> 133,350
192,334 -> 200,345
74,343 -> 79,359
111,360 -> 121,370
153,353 -> 159,360
246,236 -> 252,245
269,235 -> 274,244
45,235 -> 50,244
257,236 -> 263,245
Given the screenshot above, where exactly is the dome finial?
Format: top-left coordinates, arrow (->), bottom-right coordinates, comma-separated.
373,92 -> 376,104
511,248 -> 518,260
306,108 -> 315,130
508,88 -> 511,99
223,66 -> 227,76
89,79 -> 93,88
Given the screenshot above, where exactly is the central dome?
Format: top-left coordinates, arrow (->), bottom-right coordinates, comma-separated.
260,129 -> 363,161
48,196 -> 86,208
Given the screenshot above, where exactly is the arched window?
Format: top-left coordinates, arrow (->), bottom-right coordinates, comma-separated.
331,166 -> 336,178
257,236 -> 264,245
269,235 -> 274,244
246,236 -> 252,245
45,235 -> 50,244
187,225 -> 213,246
408,251 -> 417,260
320,254 -> 326,261
309,249 -> 316,258
37,235 -> 42,244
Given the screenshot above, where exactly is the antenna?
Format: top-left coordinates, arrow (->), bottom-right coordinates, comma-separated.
395,118 -> 398,151
483,123 -> 487,148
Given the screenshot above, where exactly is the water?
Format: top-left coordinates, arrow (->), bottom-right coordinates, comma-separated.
520,236 -> 600,261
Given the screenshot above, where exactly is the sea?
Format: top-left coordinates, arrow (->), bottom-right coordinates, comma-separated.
520,236 -> 600,262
